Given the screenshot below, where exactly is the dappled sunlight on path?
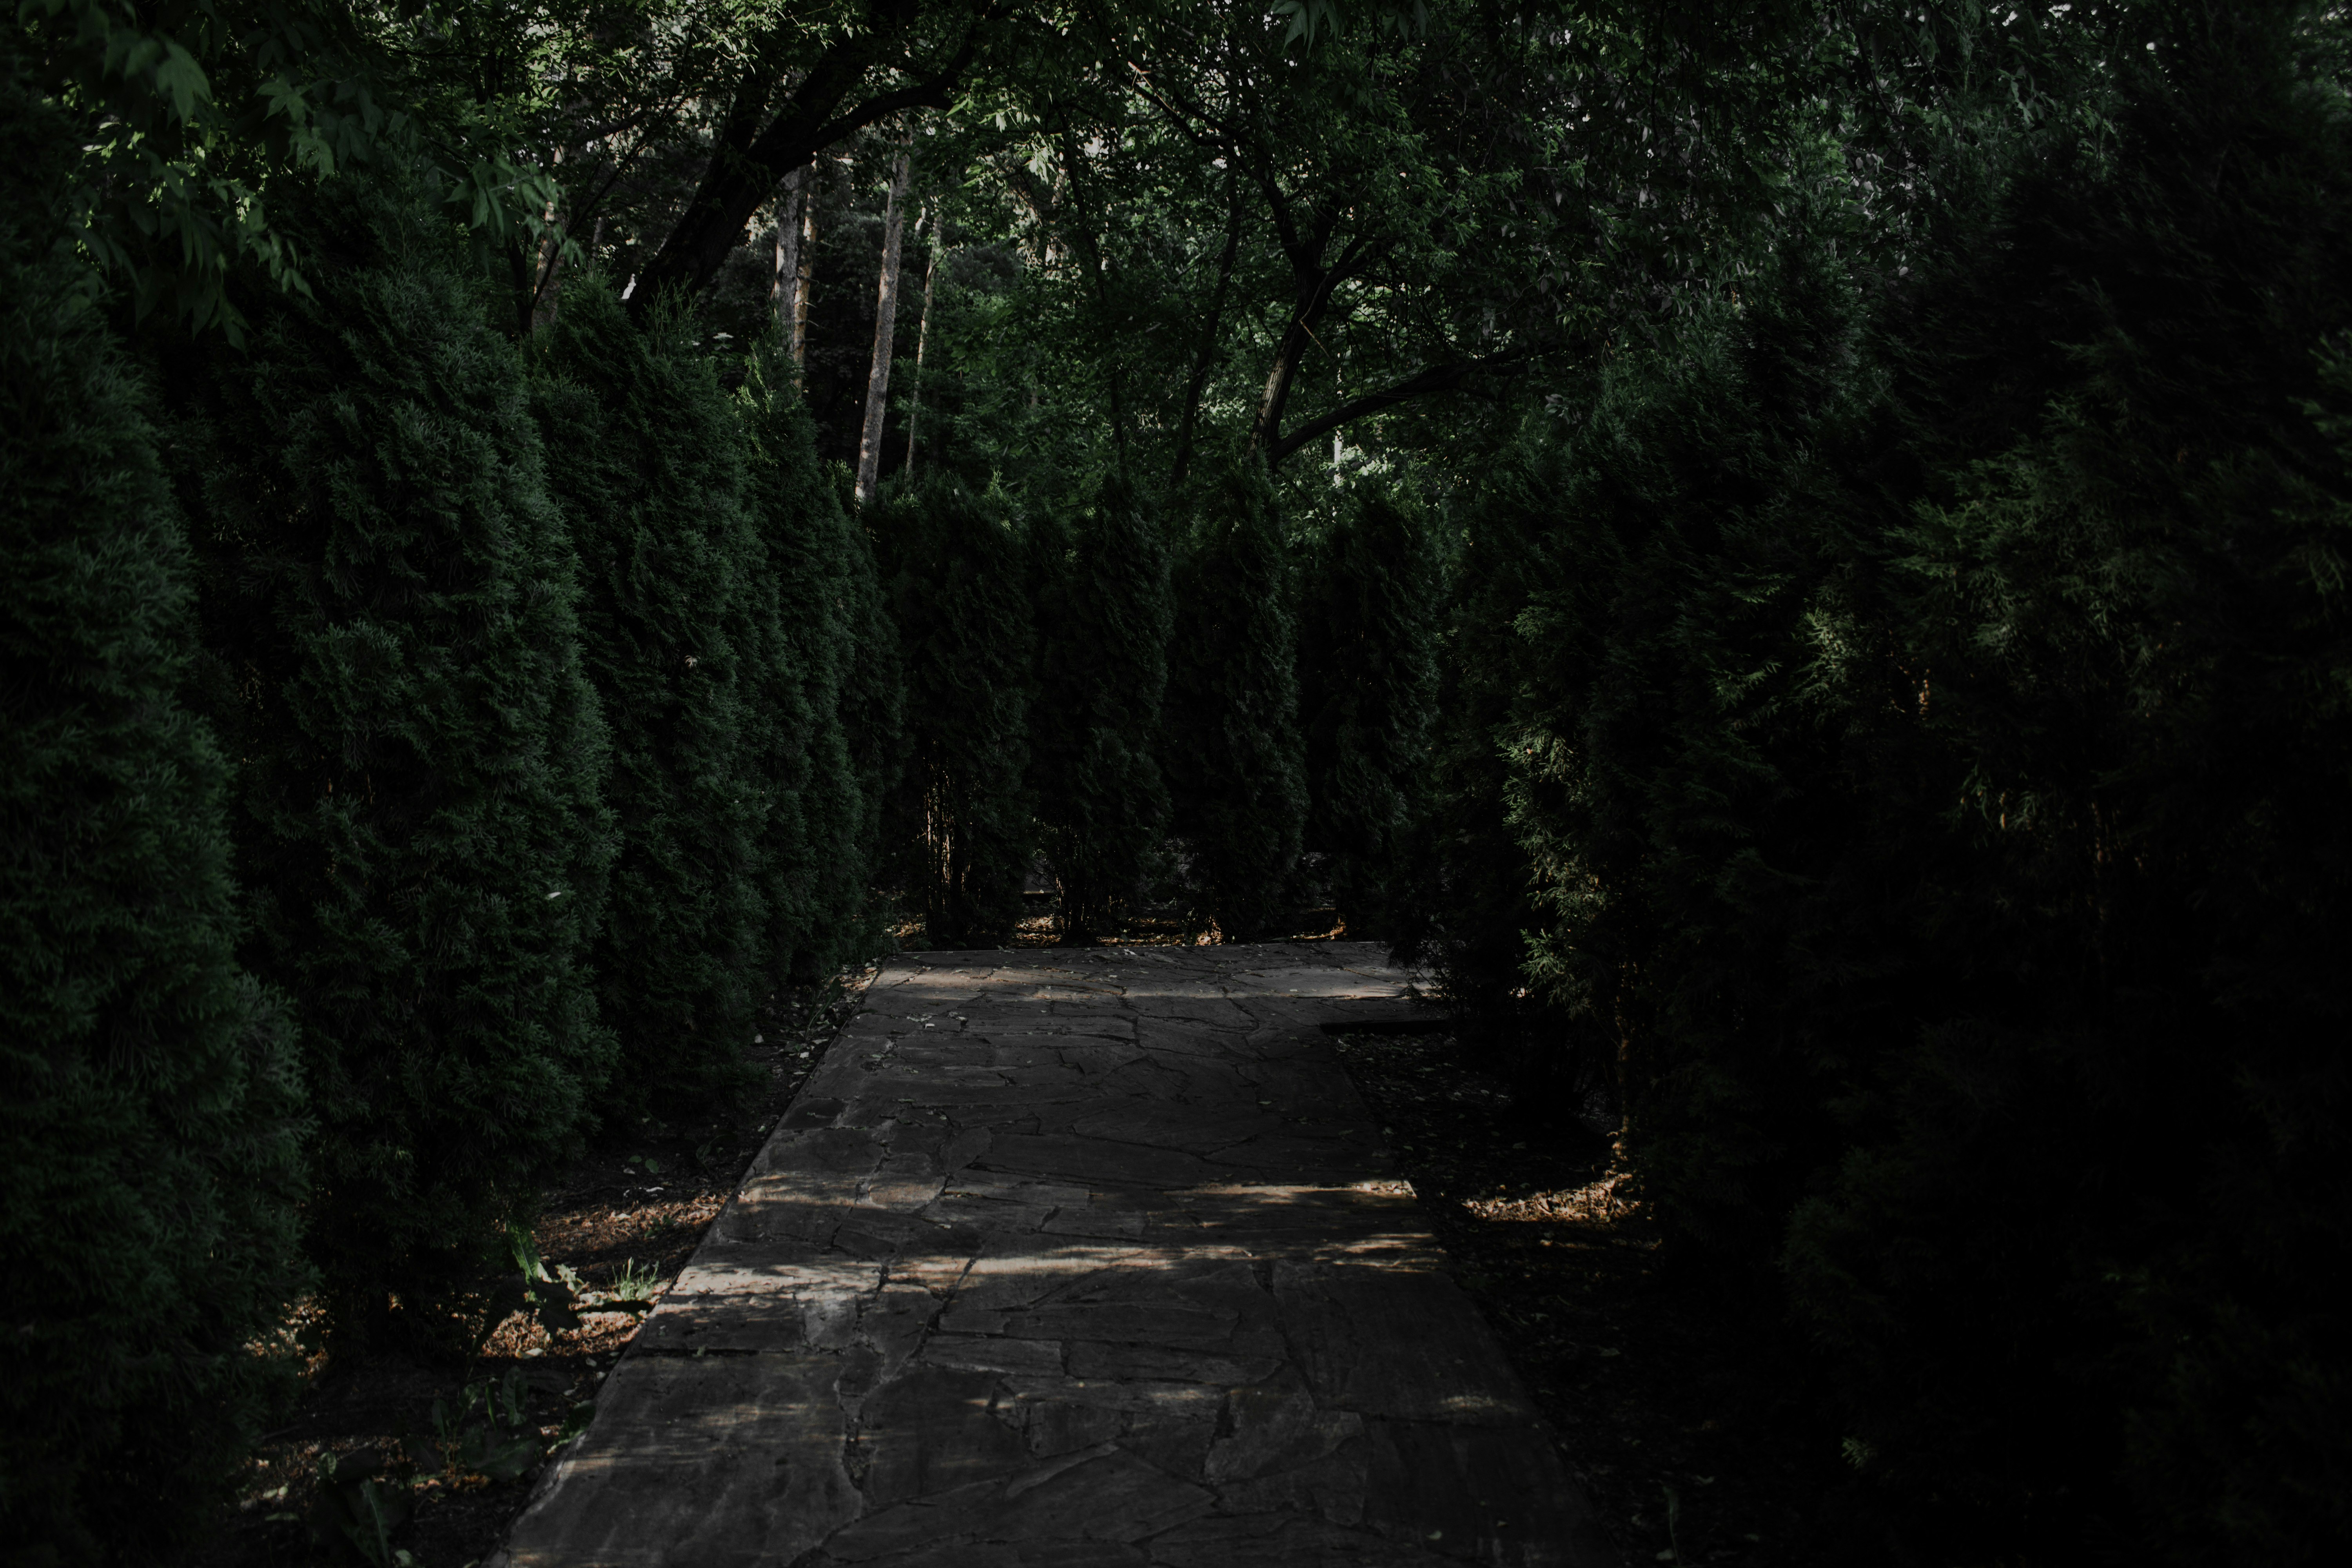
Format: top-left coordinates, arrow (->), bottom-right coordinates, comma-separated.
494,944 -> 1608,1567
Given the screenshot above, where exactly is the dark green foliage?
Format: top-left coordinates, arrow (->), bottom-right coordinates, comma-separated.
738,345 -> 900,980
1390,461 -> 1558,1065
531,282 -> 764,1103
1296,486 -> 1437,937
1785,13 -> 2352,1553
0,72 -> 309,1562
1030,471 -> 1174,941
838,501 -> 910,918
1512,221 -> 1883,1263
174,170 -> 616,1334
1164,461 -> 1307,940
1426,5 -> 2352,1557
874,477 -> 1035,948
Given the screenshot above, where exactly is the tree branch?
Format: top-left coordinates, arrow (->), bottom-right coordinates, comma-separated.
1266,348 -> 1538,467
630,0 -> 998,314
1248,229 -> 1378,458
1124,68 -> 1229,151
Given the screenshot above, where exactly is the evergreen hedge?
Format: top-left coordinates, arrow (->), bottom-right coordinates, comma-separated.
1165,460 -> 1307,940
1030,471 -> 1173,942
1419,4 -> 2352,1555
1297,486 -> 1437,937
875,477 -> 1034,948
1392,456 -> 1572,1068
531,282 -> 766,1103
173,171 -> 617,1338
1787,13 -> 2352,1551
0,73 -> 310,1561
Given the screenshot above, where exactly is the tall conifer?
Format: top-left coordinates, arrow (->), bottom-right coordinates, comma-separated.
1030,471 -> 1174,941
1419,4 -> 2352,1552
1164,461 -> 1307,940
875,477 -> 1034,947
0,72 -> 309,1559
1297,486 -> 1438,936
173,171 -> 615,1337
531,282 -> 768,1104
739,345 -> 898,980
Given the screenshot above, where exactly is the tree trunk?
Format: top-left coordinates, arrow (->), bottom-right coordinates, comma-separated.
1245,232 -> 1372,465
627,6 -> 987,317
904,201 -> 942,476
855,142 -> 914,508
1247,318 -> 1310,462
769,165 -> 807,349
792,184 -> 816,371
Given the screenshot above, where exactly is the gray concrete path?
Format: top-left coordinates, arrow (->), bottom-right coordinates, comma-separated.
495,943 -> 1610,1568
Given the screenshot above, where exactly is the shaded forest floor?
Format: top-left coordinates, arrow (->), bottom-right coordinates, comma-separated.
183,899 -> 1867,1568
1328,1029 -> 1881,1568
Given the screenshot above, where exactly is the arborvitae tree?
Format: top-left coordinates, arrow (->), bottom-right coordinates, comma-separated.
1780,8 -> 2352,1555
1392,450 -> 1581,1073
839,494 -> 909,920
172,170 -> 616,1338
1429,5 -> 2352,1555
1164,459 -> 1308,940
0,74 -> 309,1561
1296,485 -> 1437,938
874,476 -> 1034,947
738,343 -> 899,980
1029,470 -> 1173,942
532,282 -> 765,1103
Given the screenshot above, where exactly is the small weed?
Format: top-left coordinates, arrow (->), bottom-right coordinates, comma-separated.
409,1367 -> 543,1486
308,1453 -> 414,1567
583,1258 -> 662,1310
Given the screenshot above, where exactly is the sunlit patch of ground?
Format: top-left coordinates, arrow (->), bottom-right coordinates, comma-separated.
1457,1171 -> 1639,1226
898,892 -> 1349,951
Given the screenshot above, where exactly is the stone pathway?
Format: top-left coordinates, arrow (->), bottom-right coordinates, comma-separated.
495,944 -> 1611,1568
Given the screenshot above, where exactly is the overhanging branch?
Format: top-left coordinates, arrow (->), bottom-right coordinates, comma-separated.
630,1 -> 999,312
1266,348 -> 1539,466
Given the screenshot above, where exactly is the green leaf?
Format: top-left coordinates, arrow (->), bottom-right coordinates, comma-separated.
152,39 -> 211,123
507,1221 -> 548,1282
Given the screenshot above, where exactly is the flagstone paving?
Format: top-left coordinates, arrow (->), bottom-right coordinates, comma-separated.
494,942 -> 1612,1568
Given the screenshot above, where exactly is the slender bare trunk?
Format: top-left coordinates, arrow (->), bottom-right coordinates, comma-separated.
792,189 -> 816,371
855,142 -> 914,508
903,202 -> 942,477
770,165 -> 807,347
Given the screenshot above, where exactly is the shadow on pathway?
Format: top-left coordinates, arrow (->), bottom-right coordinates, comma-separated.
493,942 -> 1612,1568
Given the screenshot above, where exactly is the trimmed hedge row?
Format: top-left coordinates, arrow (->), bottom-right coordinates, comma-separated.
4,150 -> 917,1555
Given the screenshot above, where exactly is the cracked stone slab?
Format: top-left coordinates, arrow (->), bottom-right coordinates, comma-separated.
494,944 -> 1610,1568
